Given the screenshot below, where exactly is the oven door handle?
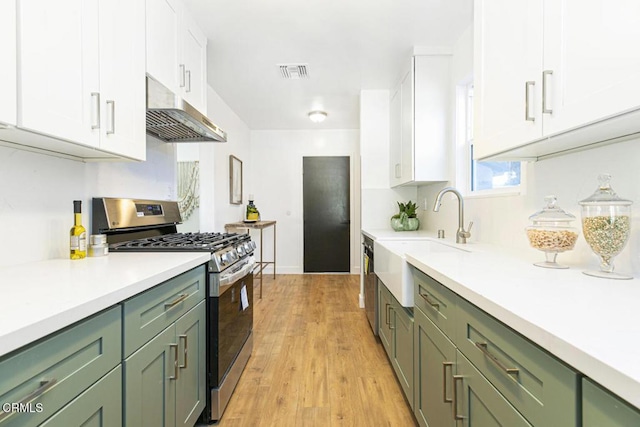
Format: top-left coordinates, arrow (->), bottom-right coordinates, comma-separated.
219,257 -> 256,287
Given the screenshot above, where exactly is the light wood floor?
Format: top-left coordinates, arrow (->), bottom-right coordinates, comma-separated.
216,274 -> 417,427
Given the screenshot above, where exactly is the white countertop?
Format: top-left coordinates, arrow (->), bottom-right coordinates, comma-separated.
362,228 -> 435,241
364,228 -> 640,409
0,252 -> 210,358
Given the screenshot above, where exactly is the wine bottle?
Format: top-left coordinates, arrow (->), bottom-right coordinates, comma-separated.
70,200 -> 87,259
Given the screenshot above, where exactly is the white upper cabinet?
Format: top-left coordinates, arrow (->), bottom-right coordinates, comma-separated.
474,0 -> 640,161
98,0 -> 146,160
11,0 -> 146,161
0,1 -> 17,126
542,0 -> 640,135
181,11 -> 208,113
146,0 -> 208,114
473,0 -> 543,158
389,56 -> 450,187
146,0 -> 181,96
18,0 -> 101,148
389,84 -> 402,187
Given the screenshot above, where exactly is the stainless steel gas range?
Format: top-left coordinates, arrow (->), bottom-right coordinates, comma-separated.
92,197 -> 256,424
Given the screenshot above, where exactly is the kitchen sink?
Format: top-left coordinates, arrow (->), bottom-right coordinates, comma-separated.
374,239 -> 468,307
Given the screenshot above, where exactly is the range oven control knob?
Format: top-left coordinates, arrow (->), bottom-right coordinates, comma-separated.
220,253 -> 228,265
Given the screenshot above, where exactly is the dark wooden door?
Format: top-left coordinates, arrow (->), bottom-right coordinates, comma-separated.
303,156 -> 350,272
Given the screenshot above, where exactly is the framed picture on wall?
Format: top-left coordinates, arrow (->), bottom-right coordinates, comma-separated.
229,155 -> 243,204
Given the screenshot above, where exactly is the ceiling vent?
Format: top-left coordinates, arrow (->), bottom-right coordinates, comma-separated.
279,64 -> 309,79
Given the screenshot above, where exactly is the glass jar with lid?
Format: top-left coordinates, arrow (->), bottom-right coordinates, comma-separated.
579,174 -> 633,280
526,195 -> 579,269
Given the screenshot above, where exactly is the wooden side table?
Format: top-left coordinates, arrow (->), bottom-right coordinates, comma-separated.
224,220 -> 276,299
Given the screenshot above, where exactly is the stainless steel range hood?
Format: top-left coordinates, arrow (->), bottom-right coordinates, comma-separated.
146,76 -> 227,143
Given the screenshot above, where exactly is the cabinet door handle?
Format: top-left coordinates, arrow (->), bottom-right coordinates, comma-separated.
169,343 -> 179,380
179,334 -> 188,369
452,375 -> 464,420
186,70 -> 191,93
388,306 -> 395,330
442,361 -> 453,403
91,92 -> 100,130
106,100 -> 115,135
474,342 -> 519,378
0,379 -> 57,421
179,64 -> 186,87
164,293 -> 189,309
385,302 -> 390,326
419,292 -> 439,310
542,70 -> 553,114
395,163 -> 401,178
525,81 -> 535,122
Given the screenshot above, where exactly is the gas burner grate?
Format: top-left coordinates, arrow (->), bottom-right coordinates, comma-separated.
109,231 -> 249,252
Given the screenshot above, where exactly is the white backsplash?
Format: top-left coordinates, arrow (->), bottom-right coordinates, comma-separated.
0,137 -> 176,268
418,138 -> 640,276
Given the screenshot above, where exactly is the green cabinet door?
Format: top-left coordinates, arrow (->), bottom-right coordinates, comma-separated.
583,378 -> 640,426
393,303 -> 414,409
124,325 -> 176,427
456,352 -> 531,427
175,301 -> 206,427
378,282 -> 393,355
41,366 -> 122,427
414,308 -> 456,427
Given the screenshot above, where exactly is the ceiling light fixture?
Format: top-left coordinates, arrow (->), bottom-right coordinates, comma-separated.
308,111 -> 327,123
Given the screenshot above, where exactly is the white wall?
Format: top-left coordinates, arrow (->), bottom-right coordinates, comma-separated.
200,86 -> 252,233
0,84 -> 244,269
248,129 -> 361,274
416,25 -> 640,277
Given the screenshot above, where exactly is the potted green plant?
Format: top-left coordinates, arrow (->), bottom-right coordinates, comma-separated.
391,201 -> 420,231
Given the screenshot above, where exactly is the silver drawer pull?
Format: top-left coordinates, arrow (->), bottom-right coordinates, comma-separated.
442,361 -> 453,403
179,334 -> 188,369
179,64 -> 186,87
106,100 -> 115,135
169,343 -> 179,380
525,81 -> 535,122
475,342 -> 519,378
542,70 -> 553,114
164,293 -> 188,309
452,375 -> 464,420
0,378 -> 57,421
420,292 -> 439,309
91,92 -> 100,129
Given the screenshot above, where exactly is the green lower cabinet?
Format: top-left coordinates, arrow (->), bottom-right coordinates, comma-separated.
124,300 -> 206,427
414,308 -> 456,427
124,325 -> 176,426
378,281 -> 394,354
174,301 -> 207,427
377,281 -> 414,409
456,352 -> 531,426
392,303 -> 414,409
41,366 -> 122,427
0,307 -> 121,427
583,378 -> 640,426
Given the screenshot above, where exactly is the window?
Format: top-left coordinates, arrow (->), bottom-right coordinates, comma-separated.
460,83 -> 522,194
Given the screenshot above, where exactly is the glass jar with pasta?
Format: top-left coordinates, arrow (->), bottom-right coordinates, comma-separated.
526,195 -> 579,269
579,174 -> 633,280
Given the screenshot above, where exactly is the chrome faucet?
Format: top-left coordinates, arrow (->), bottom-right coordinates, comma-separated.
433,187 -> 473,244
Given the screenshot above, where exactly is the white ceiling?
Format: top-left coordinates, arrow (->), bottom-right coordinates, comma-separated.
184,0 -> 473,130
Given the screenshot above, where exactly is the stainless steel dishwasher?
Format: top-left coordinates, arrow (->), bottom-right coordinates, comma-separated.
363,234 -> 378,335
